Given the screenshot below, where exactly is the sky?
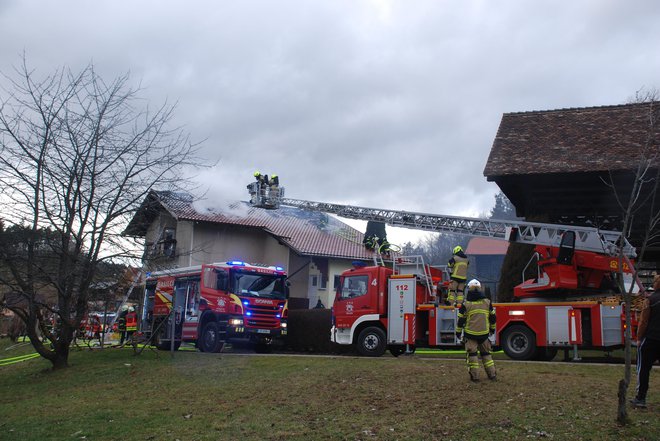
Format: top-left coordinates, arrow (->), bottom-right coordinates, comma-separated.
2,0 -> 660,246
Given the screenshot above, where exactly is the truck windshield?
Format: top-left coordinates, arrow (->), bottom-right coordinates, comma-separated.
233,271 -> 287,300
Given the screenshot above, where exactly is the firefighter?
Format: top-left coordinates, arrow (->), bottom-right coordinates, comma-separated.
456,279 -> 497,382
447,245 -> 469,306
631,275 -> 660,408
247,171 -> 260,204
125,307 -> 138,345
269,174 -> 280,200
117,305 -> 128,345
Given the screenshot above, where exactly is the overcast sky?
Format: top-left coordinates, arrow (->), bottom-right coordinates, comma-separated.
2,1 -> 660,245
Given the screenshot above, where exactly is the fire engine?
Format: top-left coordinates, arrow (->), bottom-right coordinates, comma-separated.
250,184 -> 642,360
141,260 -> 289,352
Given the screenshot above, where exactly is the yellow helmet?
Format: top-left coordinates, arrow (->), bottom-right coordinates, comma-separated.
254,171 -> 261,177
453,245 -> 463,254
272,174 -> 277,178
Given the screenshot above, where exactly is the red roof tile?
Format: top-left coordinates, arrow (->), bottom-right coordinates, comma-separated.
153,191 -> 376,260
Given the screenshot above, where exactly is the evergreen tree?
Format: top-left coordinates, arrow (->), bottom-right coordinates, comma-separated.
489,191 -> 519,220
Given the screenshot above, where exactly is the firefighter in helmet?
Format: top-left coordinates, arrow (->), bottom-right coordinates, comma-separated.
247,171 -> 261,204
269,174 -> 280,200
456,279 -> 497,382
447,245 -> 469,306
124,306 -> 138,345
117,305 -> 128,345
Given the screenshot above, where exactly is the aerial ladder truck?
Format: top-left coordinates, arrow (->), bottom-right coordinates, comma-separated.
249,183 -> 641,360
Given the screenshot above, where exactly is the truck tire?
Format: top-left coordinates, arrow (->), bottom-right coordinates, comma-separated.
356,326 -> 386,357
199,322 -> 223,353
501,325 -> 536,360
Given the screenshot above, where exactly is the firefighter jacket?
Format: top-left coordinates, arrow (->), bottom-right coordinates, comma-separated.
456,290 -> 496,342
448,251 -> 469,281
126,311 -> 138,332
117,310 -> 127,331
637,291 -> 660,342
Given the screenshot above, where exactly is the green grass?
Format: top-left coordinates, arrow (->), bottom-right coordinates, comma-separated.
0,339 -> 658,441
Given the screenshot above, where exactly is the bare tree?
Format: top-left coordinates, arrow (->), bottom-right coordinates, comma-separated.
0,58 -> 203,369
608,91 -> 660,424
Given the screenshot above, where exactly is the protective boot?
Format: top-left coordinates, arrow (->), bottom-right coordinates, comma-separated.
482,353 -> 496,380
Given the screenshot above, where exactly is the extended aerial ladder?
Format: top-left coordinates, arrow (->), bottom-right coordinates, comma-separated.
249,184 -> 642,299
252,185 -> 635,256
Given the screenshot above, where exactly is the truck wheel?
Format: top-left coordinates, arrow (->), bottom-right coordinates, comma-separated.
356,327 -> 386,357
501,325 -> 536,360
199,322 -> 223,353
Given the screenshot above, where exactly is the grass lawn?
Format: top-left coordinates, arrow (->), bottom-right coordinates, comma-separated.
0,339 -> 658,441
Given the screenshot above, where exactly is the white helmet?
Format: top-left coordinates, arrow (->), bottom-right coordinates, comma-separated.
467,279 -> 481,291
128,306 -> 135,312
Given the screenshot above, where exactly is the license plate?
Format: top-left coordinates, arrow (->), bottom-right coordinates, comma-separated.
257,329 -> 270,334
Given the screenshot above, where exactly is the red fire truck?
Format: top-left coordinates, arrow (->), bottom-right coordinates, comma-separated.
142,260 -> 289,352
250,187 -> 642,360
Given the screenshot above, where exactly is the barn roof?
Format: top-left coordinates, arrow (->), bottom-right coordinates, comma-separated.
124,190 -> 377,260
484,101 -> 660,178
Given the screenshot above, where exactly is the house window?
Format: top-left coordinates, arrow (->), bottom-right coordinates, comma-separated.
310,275 -> 318,288
161,228 -> 176,258
320,277 -> 327,290
333,275 -> 341,289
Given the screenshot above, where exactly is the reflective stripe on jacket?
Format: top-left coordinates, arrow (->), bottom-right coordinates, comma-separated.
456,298 -> 496,338
126,312 -> 138,331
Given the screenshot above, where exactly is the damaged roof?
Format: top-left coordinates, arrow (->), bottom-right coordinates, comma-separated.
484,101 -> 660,178
124,190 -> 376,260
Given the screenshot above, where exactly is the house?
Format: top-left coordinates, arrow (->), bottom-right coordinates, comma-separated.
123,190 -> 378,309
465,237 -> 509,301
484,101 -> 660,263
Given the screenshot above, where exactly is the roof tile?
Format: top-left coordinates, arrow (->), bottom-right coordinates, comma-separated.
484,101 -> 660,177
157,192 -> 376,260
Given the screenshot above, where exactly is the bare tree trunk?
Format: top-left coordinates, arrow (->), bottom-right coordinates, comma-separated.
617,378 -> 629,424
0,57 -> 202,370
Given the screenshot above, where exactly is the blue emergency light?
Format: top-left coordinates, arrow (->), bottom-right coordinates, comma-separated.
227,260 -> 246,266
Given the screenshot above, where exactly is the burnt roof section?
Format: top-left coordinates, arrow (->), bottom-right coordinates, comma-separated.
484,101 -> 660,178
124,190 -> 376,260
